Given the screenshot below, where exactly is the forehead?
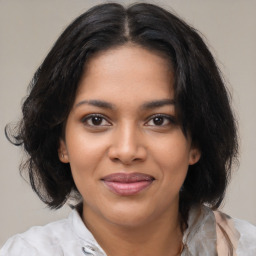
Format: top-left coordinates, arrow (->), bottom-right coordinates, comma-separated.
75,44 -> 175,105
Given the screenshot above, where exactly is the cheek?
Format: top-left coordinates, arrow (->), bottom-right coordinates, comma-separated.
152,134 -> 191,169
150,133 -> 191,189
66,134 -> 108,200
65,130 -> 109,177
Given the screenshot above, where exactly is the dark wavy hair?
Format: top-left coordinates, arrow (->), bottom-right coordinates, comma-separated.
6,2 -> 238,223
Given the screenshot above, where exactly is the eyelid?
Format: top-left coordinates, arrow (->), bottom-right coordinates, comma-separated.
81,114 -> 112,126
144,114 -> 176,126
81,113 -> 176,128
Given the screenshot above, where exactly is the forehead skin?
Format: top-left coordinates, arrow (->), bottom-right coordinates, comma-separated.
77,44 -> 174,101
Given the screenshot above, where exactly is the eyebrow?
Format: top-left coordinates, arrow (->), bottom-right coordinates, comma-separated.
75,98 -> 175,110
75,100 -> 115,109
140,99 -> 175,110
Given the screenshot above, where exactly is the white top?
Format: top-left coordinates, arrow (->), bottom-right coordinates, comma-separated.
1,205 -> 256,255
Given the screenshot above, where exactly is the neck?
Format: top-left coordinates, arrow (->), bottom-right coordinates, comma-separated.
82,205 -> 183,256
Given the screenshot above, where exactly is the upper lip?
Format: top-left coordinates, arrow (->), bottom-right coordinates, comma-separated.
101,173 -> 155,183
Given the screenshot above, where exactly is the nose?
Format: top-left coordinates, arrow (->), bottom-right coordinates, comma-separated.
107,123 -> 147,165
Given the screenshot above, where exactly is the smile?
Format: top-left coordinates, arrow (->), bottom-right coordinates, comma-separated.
101,173 -> 155,196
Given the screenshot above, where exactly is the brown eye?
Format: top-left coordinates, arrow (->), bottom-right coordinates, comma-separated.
152,116 -> 164,126
145,114 -> 176,127
91,116 -> 103,125
82,114 -> 111,127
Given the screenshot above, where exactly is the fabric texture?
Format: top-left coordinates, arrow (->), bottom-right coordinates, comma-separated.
1,206 -> 256,256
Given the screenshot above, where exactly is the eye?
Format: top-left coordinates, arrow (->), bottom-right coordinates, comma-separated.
82,114 -> 111,127
145,114 -> 176,126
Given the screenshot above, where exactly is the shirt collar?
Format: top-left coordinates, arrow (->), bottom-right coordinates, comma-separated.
68,208 -> 107,255
182,205 -> 217,255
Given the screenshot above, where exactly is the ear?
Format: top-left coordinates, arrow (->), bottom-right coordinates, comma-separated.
58,139 -> 69,163
188,147 -> 201,165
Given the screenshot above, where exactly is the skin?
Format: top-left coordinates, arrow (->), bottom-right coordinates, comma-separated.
59,44 -> 200,256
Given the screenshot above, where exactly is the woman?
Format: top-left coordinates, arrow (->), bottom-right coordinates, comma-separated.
1,2 -> 256,255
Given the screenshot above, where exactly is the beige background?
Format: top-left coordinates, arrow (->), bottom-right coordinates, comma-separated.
0,0 -> 255,247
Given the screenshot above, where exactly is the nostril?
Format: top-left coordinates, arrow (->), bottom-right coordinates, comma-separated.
108,142 -> 147,165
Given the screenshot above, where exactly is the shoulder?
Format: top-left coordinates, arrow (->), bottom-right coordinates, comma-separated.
214,210 -> 256,256
0,235 -> 37,256
0,211 -> 79,256
233,217 -> 256,255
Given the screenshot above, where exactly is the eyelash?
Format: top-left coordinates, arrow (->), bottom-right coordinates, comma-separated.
82,114 -> 111,127
145,114 -> 176,126
81,113 -> 176,127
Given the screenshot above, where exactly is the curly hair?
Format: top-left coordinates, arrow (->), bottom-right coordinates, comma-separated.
6,2 -> 238,223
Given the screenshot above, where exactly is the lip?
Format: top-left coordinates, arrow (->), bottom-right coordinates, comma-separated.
101,173 -> 155,196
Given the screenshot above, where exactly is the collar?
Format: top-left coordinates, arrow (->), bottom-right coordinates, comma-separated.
182,205 -> 217,255
68,209 -> 107,256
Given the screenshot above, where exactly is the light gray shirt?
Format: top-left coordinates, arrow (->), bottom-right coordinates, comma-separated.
1,205 -> 256,255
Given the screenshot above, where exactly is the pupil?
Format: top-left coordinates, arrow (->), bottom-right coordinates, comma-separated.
92,116 -> 102,125
153,117 -> 163,125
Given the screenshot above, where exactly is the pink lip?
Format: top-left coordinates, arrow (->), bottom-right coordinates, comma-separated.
102,173 -> 154,196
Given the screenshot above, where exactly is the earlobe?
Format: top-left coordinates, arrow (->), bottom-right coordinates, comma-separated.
58,139 -> 69,163
189,148 -> 201,165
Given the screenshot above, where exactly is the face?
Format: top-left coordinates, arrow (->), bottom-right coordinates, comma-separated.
59,45 -> 200,228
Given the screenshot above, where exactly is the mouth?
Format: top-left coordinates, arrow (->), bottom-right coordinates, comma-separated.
101,173 -> 155,196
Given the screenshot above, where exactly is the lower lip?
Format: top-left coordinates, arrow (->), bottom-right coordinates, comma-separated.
103,180 -> 153,196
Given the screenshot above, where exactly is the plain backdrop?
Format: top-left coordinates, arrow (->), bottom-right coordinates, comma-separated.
0,0 -> 256,247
